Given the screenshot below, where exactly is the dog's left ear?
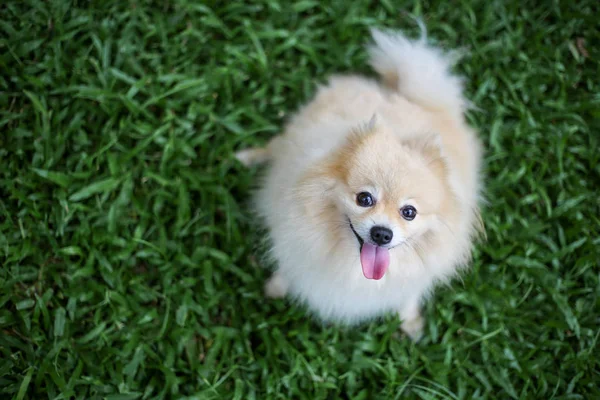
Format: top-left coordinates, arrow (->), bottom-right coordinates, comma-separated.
403,134 -> 449,176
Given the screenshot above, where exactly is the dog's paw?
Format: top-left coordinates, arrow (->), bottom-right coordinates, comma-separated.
400,315 -> 425,342
264,273 -> 288,299
235,147 -> 269,167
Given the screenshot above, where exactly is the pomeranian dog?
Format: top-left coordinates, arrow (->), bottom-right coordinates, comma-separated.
236,27 -> 483,341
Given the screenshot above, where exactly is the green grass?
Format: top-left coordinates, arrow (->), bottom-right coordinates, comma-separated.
1,0 -> 599,399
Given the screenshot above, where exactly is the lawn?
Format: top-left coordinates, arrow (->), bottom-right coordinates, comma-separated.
1,0 -> 599,399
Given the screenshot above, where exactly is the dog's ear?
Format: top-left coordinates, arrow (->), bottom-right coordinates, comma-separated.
347,113 -> 380,145
403,133 -> 449,176
295,163 -> 339,219
365,113 -> 379,131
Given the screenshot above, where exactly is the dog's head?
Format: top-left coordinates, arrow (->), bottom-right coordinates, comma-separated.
298,116 -> 460,280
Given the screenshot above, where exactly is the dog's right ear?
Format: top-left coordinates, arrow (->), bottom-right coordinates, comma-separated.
314,114 -> 386,184
300,162 -> 339,192
295,162 -> 339,218
365,113 -> 379,131
347,113 -> 380,146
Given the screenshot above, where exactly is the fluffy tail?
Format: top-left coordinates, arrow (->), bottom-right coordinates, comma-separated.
368,27 -> 467,116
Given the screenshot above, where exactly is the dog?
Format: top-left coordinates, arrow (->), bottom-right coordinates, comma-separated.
236,27 -> 484,341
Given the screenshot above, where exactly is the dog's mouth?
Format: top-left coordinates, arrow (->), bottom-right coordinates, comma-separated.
347,218 -> 390,281
348,219 -> 364,248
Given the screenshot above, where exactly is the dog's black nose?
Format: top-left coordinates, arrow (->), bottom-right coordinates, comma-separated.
370,226 -> 393,245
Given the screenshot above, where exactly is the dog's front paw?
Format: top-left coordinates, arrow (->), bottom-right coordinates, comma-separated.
264,272 -> 289,299
235,147 -> 269,167
400,315 -> 425,342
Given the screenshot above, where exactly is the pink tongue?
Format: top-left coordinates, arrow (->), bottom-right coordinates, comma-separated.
360,243 -> 390,280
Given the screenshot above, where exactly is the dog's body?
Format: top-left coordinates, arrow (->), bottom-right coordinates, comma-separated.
237,29 -> 483,340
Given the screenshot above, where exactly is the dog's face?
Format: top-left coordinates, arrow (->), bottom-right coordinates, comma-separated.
302,119 -> 458,280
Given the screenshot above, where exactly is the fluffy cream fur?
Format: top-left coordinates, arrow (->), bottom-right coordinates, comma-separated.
237,28 -> 484,341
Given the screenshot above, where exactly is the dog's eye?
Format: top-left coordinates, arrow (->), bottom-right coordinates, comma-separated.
401,205 -> 417,220
356,192 -> 375,207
